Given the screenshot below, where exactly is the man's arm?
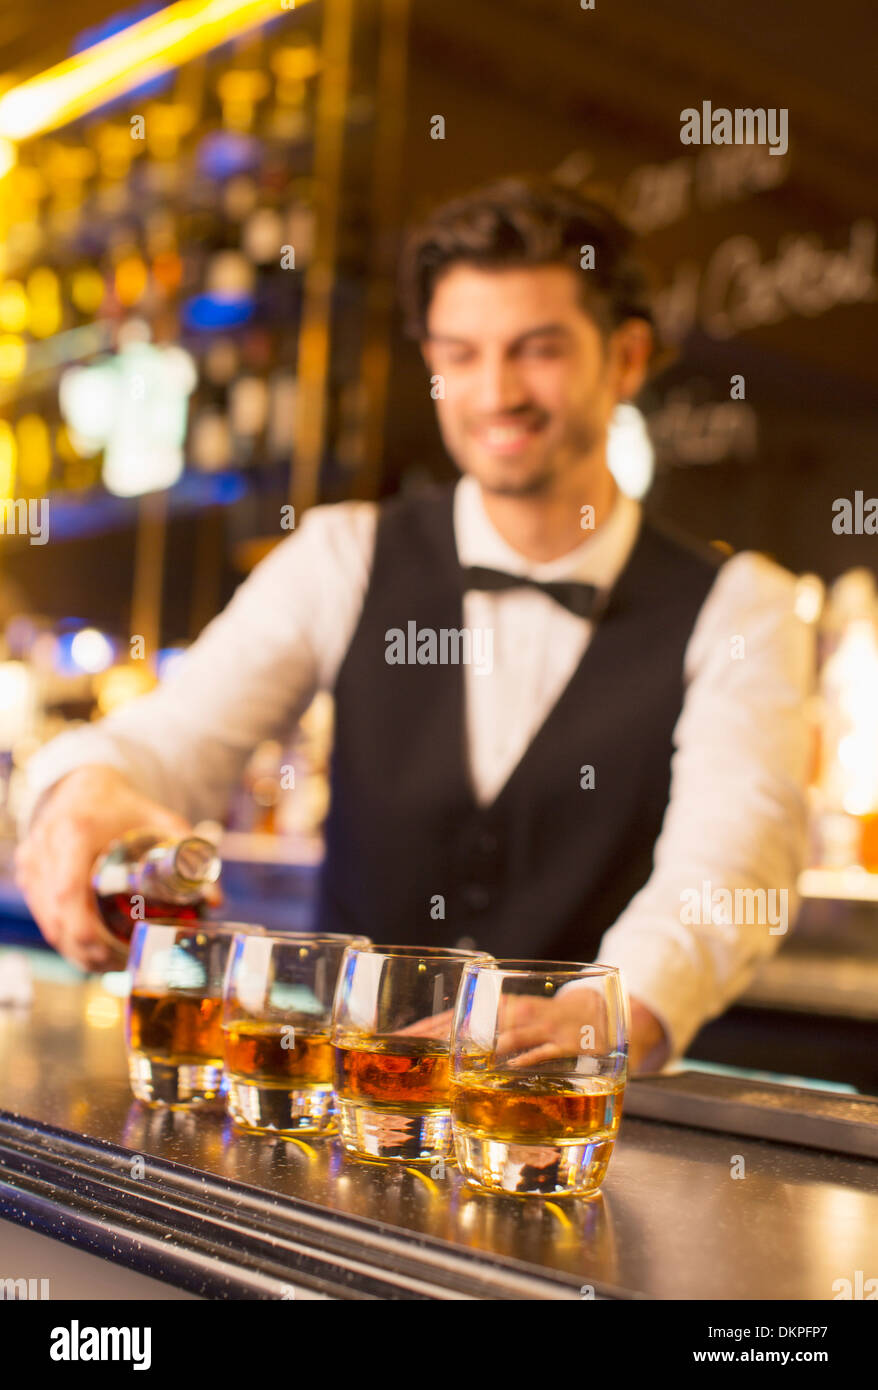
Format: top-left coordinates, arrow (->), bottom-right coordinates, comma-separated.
17,503 -> 377,968
596,550 -> 815,1067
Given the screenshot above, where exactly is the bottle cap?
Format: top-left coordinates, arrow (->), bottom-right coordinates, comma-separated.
174,836 -> 222,886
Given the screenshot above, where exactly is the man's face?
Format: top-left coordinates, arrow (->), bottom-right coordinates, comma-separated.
421,263 -> 638,497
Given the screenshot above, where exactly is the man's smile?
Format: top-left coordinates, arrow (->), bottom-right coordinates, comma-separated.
470,417 -> 548,454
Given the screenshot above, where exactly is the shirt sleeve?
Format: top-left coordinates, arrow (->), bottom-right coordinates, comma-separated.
21,501 -> 377,828
594,550 -> 816,1063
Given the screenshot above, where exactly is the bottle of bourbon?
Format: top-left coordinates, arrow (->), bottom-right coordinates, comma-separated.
92,829 -> 221,950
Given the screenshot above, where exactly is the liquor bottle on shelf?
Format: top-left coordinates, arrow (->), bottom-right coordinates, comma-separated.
92,829 -> 221,950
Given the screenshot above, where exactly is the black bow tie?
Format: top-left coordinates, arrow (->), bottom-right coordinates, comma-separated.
462,565 -> 601,620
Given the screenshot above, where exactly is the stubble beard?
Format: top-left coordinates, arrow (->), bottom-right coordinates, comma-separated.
471,418 -> 605,500
480,468 -> 556,499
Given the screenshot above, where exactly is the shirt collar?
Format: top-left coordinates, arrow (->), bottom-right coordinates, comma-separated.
453,473 -> 642,588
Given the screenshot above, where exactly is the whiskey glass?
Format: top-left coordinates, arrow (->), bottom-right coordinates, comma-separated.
450,960 -> 628,1197
222,931 -> 369,1135
126,921 -> 264,1107
331,944 -> 492,1163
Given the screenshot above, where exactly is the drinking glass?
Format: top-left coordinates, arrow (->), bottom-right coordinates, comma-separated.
222,931 -> 369,1135
126,920 -> 264,1107
332,944 -> 492,1163
450,960 -> 628,1197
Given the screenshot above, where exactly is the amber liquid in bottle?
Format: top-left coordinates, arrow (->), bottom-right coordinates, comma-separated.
93,830 -> 220,947
97,894 -> 203,942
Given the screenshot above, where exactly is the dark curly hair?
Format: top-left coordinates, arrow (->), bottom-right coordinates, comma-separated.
398,175 -> 655,343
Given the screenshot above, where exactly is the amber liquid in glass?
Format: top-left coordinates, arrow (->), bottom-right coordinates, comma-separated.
334,1037 -> 451,1111
452,1072 -> 625,1142
224,1020 -> 335,1135
223,1020 -> 332,1085
452,1070 -> 625,1196
127,990 -> 224,1062
334,1037 -> 454,1160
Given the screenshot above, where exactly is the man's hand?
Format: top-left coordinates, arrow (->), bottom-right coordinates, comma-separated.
397,989 -> 671,1075
15,765 -> 193,973
627,996 -> 671,1074
490,989 -> 670,1075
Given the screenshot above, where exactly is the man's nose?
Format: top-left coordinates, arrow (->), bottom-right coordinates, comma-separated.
472,355 -> 529,413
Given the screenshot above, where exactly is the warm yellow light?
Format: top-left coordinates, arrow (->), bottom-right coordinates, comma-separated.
824,618 -> 878,818
8,165 -> 45,205
144,101 -> 197,159
91,122 -> 143,180
70,266 -> 105,315
95,662 -> 156,713
63,456 -> 100,491
27,267 -> 59,302
217,70 -> 270,103
0,0 -> 292,142
0,282 -> 28,332
0,661 -> 34,748
0,336 -> 26,382
29,304 -> 62,340
115,255 -> 148,306
794,573 -> 825,625
85,993 -> 122,1029
152,251 -> 182,293
0,138 -> 15,179
217,69 -> 271,130
0,420 -> 15,495
26,267 -> 62,339
16,414 -> 52,491
271,45 -> 320,83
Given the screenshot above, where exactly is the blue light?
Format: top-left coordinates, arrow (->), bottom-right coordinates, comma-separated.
173,471 -> 248,505
197,132 -> 261,180
71,2 -> 164,53
211,473 -> 248,504
70,628 -> 116,674
157,646 -> 187,681
70,2 -> 174,106
55,627 -> 116,675
54,632 -> 84,677
183,293 -> 255,331
38,473 -> 250,544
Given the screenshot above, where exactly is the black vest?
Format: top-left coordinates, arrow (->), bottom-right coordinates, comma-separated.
315,486 -> 724,960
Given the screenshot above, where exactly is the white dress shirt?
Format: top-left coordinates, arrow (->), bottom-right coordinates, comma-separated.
24,475 -> 815,1061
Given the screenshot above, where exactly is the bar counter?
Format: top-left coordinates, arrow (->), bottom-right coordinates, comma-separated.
2,949 -> 878,1301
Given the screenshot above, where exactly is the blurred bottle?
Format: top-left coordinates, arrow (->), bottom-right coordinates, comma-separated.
92,830 -> 221,950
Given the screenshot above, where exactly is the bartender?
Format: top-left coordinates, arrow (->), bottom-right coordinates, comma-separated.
16,177 -> 813,1075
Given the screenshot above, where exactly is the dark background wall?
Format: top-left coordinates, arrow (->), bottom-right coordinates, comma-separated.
1,0 -> 875,641
382,0 -> 878,582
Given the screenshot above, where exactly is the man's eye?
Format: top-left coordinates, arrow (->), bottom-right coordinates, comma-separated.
524,343 -> 563,359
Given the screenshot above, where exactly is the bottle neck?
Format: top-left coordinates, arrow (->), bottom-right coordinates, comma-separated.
136,837 -> 221,904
